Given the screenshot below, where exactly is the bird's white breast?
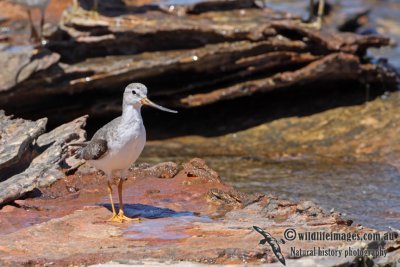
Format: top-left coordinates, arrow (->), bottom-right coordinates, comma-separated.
91,120 -> 146,174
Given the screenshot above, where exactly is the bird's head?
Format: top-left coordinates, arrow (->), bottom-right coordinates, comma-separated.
123,83 -> 177,113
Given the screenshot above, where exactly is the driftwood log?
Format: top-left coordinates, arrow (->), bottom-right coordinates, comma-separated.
0,0 -> 397,123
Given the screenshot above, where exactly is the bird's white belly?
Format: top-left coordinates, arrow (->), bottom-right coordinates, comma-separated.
90,127 -> 146,174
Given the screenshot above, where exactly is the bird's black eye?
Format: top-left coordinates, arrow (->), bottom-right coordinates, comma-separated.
132,90 -> 137,95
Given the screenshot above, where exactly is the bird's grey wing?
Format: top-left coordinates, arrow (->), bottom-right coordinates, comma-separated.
76,116 -> 121,160
91,117 -> 121,141
75,139 -> 108,160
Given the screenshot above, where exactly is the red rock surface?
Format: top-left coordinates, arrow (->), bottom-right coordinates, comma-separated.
0,159 -> 397,266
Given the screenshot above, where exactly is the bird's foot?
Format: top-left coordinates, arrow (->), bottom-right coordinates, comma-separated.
118,210 -> 141,222
107,214 -> 121,223
120,214 -> 141,222
107,213 -> 141,223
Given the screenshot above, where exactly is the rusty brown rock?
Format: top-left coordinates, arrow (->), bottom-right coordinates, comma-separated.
0,0 -> 397,126
0,160 -> 398,266
206,188 -> 245,209
180,53 -> 398,107
206,188 -> 264,216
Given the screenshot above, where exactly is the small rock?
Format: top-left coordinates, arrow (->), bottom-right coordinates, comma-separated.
206,188 -> 244,208
182,158 -> 220,182
296,200 -> 323,216
134,162 -> 179,179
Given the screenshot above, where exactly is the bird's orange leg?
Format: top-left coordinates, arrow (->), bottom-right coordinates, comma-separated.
117,179 -> 140,222
107,181 -> 120,222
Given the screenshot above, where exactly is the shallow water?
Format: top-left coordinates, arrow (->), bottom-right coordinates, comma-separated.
140,155 -> 400,231
213,157 -> 400,231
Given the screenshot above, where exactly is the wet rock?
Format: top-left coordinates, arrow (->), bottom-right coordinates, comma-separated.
0,158 -> 398,266
206,188 -> 264,210
206,188 -> 244,209
182,158 -> 221,182
296,200 -> 323,217
0,113 -> 87,206
144,189 -> 161,196
0,159 -> 398,266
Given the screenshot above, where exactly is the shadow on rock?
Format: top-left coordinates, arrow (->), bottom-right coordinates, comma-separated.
100,203 -> 192,219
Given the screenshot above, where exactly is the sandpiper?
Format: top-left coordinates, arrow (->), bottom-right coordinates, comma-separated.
8,0 -> 50,42
75,83 -> 177,223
